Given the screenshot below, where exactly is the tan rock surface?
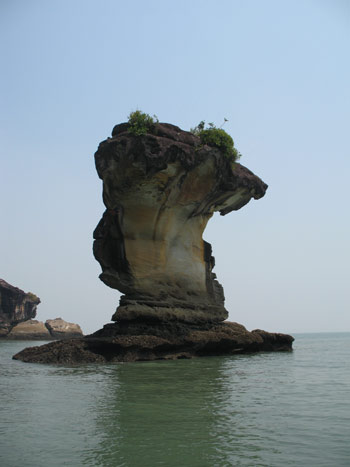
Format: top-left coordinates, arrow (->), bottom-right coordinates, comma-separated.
8,320 -> 51,340
45,318 -> 83,339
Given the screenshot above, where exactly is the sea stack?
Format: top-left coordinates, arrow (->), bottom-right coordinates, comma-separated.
13,120 -> 293,364
93,122 -> 267,324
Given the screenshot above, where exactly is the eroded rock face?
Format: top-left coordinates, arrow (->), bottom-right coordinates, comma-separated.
0,279 -> 40,335
93,123 -> 267,324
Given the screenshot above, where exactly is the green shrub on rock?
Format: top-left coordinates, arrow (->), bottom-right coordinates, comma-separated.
127,110 -> 158,136
191,120 -> 241,162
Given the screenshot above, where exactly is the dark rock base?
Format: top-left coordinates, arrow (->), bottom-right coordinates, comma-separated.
4,333 -> 54,341
12,321 -> 294,364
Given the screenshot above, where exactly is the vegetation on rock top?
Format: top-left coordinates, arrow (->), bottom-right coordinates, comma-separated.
126,111 -> 241,162
127,110 -> 158,136
191,120 -> 241,162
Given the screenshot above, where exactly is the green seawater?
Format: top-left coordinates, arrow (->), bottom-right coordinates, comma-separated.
1,333 -> 349,466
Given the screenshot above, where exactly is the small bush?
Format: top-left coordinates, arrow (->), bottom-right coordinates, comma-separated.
127,110 -> 158,136
191,120 -> 240,161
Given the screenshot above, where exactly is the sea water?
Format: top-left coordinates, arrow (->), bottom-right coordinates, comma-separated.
0,333 -> 349,467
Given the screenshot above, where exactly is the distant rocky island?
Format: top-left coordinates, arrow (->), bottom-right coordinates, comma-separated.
0,279 -> 83,340
13,117 -> 293,364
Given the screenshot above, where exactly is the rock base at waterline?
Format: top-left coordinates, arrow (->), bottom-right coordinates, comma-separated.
12,321 -> 294,364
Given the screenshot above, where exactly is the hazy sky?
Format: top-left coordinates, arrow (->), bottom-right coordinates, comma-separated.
1,0 -> 349,334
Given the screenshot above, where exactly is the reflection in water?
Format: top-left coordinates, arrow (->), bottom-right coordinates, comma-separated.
84,358 -> 229,466
83,354 -> 290,467
2,337 -> 349,466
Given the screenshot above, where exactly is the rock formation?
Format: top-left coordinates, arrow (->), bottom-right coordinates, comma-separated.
0,278 -> 83,340
7,320 -> 52,340
13,323 -> 293,364
45,318 -> 83,339
93,122 -> 267,324
0,279 -> 40,336
13,121 -> 293,364
6,318 -> 84,340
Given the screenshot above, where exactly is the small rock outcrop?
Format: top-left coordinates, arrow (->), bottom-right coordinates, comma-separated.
6,318 -> 84,340
7,320 -> 52,340
0,279 -> 40,336
45,318 -> 83,339
0,278 -> 83,340
13,121 -> 293,364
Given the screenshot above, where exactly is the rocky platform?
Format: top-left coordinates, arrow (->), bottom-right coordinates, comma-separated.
13,120 -> 293,364
13,321 -> 293,364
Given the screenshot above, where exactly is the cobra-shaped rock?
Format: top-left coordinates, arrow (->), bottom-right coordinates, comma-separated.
13,121 -> 294,364
93,122 -> 267,324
